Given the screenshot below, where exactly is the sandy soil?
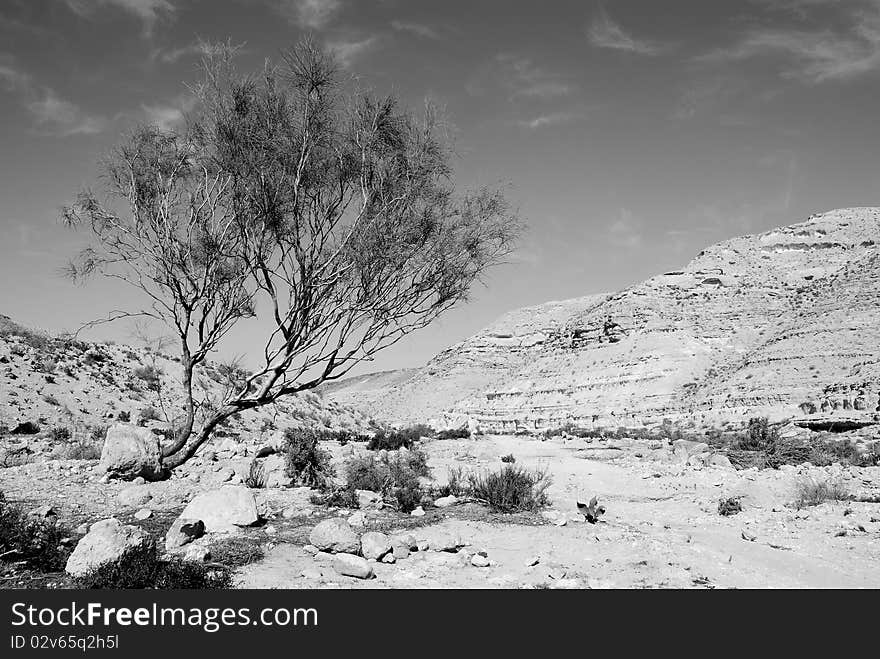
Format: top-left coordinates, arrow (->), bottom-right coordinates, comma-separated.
2,434 -> 879,589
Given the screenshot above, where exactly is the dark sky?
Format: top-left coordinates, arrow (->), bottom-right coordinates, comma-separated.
2,0 -> 879,372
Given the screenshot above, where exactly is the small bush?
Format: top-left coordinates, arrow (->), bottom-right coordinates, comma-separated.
343,449 -> 431,512
310,487 -> 359,509
138,406 -> 161,424
438,466 -> 470,498
468,465 -> 551,513
794,478 -> 850,509
717,497 -> 742,516
500,453 -> 516,463
132,365 -> 162,391
76,546 -> 231,589
42,393 -> 61,406
117,410 -> 131,422
50,426 -> 72,443
244,460 -> 267,489
435,428 -> 470,440
283,428 -> 335,490
0,492 -> 70,571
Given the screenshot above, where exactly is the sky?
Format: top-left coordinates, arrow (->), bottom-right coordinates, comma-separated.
1,0 -> 879,374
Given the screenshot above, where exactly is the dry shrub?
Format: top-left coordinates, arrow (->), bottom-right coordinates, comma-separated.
794,477 -> 850,509
283,428 -> 335,490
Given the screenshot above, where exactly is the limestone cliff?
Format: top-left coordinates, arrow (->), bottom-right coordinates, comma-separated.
326,208 -> 880,435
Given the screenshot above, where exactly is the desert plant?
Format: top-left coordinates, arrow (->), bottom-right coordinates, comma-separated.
208,536 -> 265,568
50,426 -> 72,443
367,424 -> 434,451
244,460 -> 267,489
75,545 -> 230,589
717,497 -> 743,516
794,477 -> 850,509
138,406 -> 161,424
467,465 -> 551,513
283,428 -> 335,490
343,448 -> 431,512
117,410 -> 131,422
500,454 -> 516,463
0,492 -> 71,571
132,365 -> 162,392
435,428 -> 470,440
61,39 -> 520,472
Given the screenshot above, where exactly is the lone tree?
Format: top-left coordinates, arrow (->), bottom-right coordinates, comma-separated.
62,41 -> 520,470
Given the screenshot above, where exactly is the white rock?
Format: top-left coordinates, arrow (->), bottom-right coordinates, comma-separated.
333,553 -> 373,579
360,531 -> 392,560
434,495 -> 458,508
471,553 -> 490,567
355,489 -> 382,509
118,485 -> 152,507
309,518 -> 360,554
410,506 -> 426,517
133,508 -> 152,520
65,518 -> 153,577
99,424 -> 164,481
179,486 -> 259,533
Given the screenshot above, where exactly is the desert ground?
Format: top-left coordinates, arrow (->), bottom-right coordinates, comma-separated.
3,430 -> 878,589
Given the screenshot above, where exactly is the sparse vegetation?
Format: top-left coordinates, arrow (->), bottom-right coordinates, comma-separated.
500,453 -> 516,463
0,492 -> 71,571
466,465 -> 551,513
208,536 -> 265,568
244,460 -> 267,489
367,424 -> 434,451
435,428 -> 471,440
343,448 -> 431,512
794,477 -> 850,509
717,497 -> 743,516
75,546 -> 231,589
282,428 -> 335,490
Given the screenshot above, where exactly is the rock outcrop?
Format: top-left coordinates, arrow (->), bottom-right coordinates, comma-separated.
326,208 -> 880,435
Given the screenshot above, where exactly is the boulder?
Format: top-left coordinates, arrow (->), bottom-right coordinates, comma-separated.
672,440 -> 709,461
165,517 -> 206,550
65,518 -> 154,577
434,495 -> 458,508
179,486 -> 260,533
309,518 -> 360,554
355,489 -> 382,509
99,424 -> 164,481
360,532 -> 391,560
709,453 -> 733,469
333,553 -> 373,579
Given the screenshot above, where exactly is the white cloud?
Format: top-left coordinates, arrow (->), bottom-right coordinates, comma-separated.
0,58 -> 105,136
325,35 -> 378,68
276,0 -> 341,29
515,112 -> 583,130
64,0 -> 175,36
587,9 -> 663,55
701,1 -> 880,82
469,54 -> 575,99
607,209 -> 644,249
390,20 -> 441,40
27,88 -> 106,135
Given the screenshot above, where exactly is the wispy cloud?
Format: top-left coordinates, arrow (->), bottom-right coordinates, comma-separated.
276,0 -> 341,29
64,0 -> 175,36
587,8 -> 663,55
701,1 -> 880,82
390,20 -> 442,40
0,57 -> 106,136
469,54 -> 575,99
325,35 -> 379,68
141,92 -> 197,132
606,209 -> 644,249
515,111 -> 584,130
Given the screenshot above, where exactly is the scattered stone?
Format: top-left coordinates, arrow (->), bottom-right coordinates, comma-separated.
165,518 -> 206,551
179,486 -> 260,533
410,506 -> 425,517
65,518 -> 153,577
333,553 -> 374,579
360,531 -> 392,560
309,518 -> 360,554
382,553 -> 396,564
471,553 -> 490,567
118,485 -> 152,507
182,542 -> 210,562
303,544 -> 319,555
741,529 -> 757,542
347,511 -> 367,528
133,508 -> 152,520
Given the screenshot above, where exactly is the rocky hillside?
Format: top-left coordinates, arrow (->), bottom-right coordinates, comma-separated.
0,315 -> 374,463
326,208 -> 880,436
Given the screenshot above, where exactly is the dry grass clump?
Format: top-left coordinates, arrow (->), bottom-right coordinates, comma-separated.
794,477 -> 850,509
0,492 -> 70,571
283,428 -> 335,490
343,449 -> 431,512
